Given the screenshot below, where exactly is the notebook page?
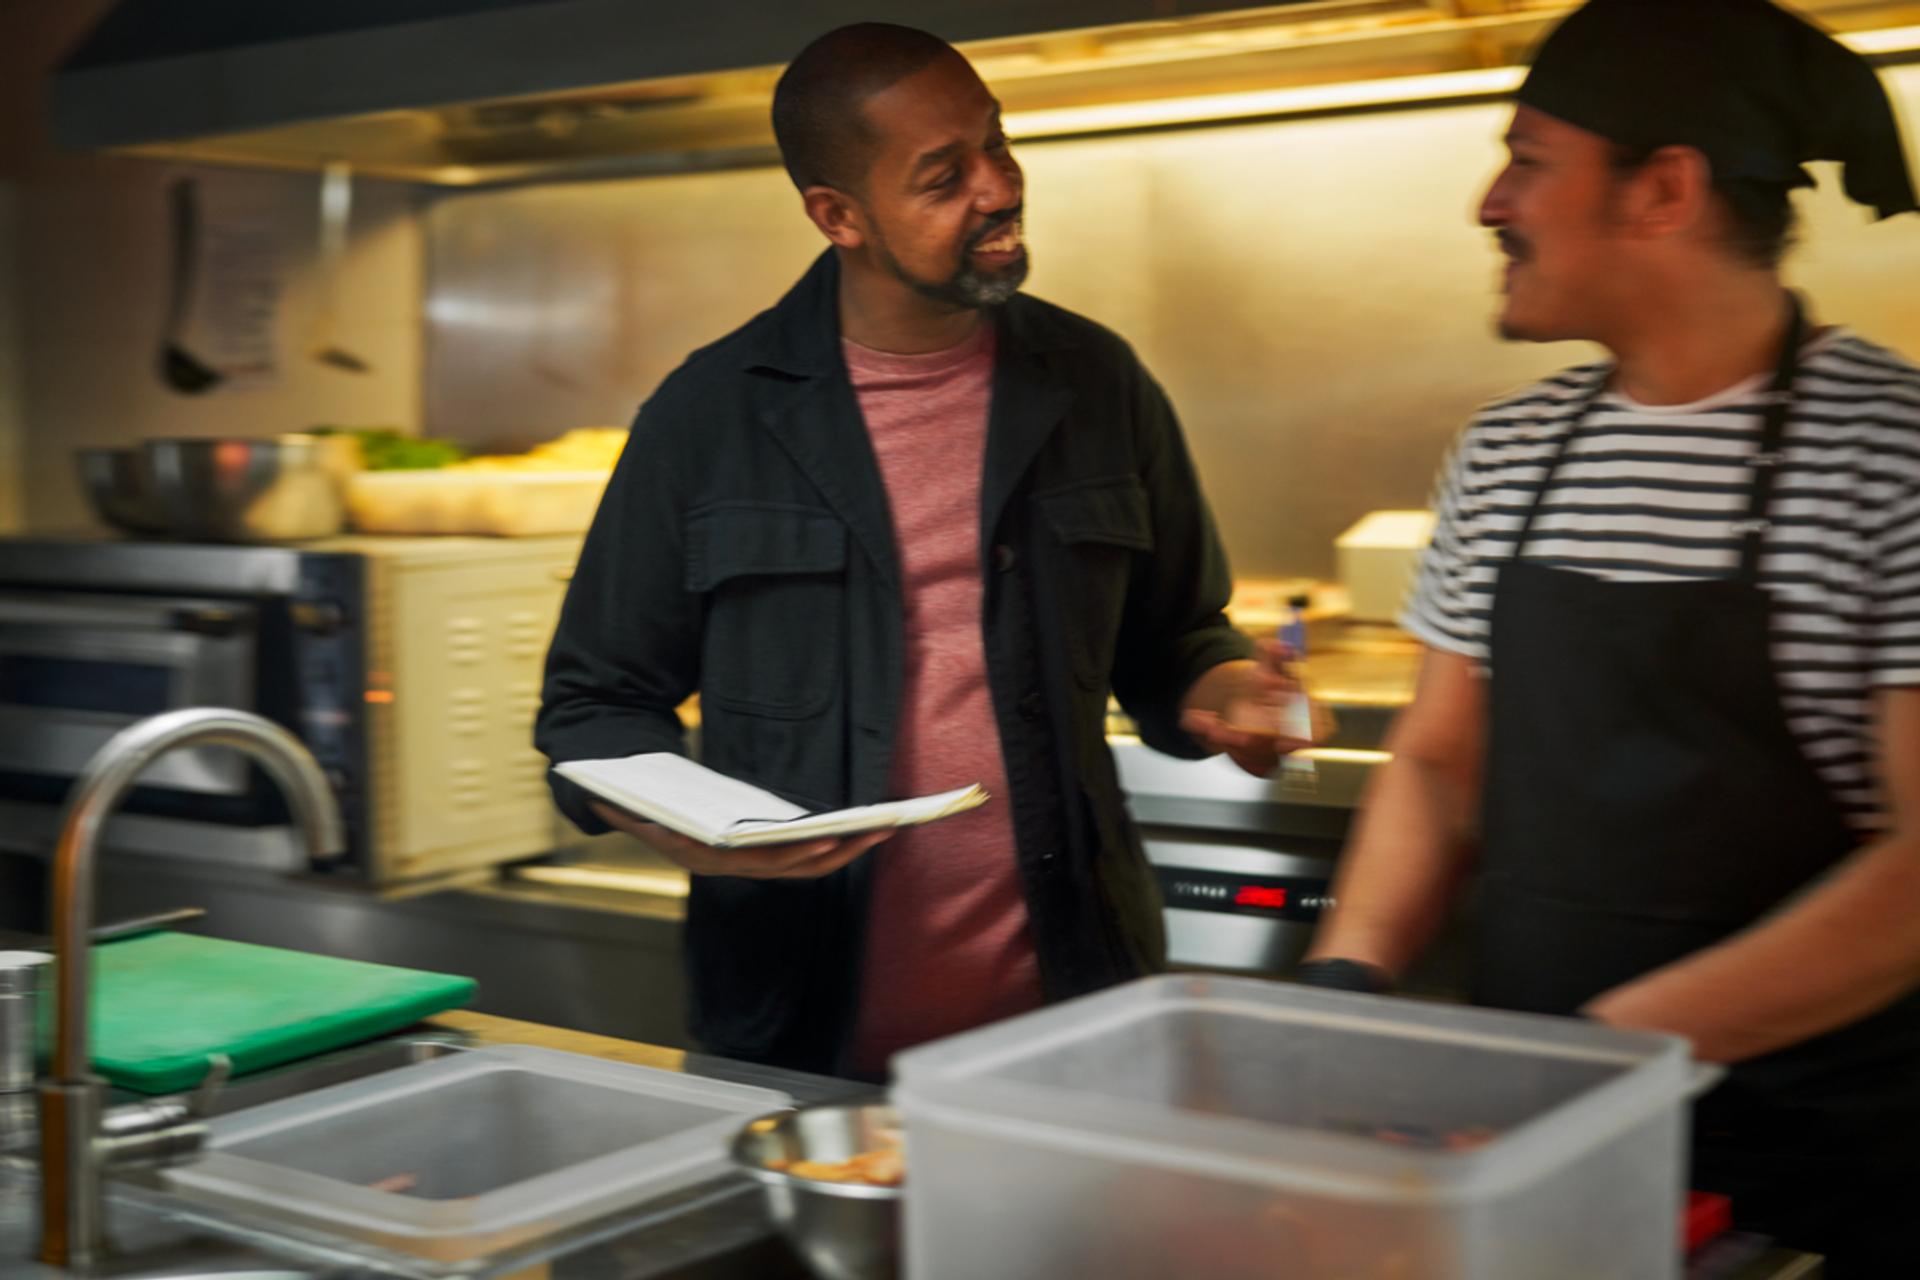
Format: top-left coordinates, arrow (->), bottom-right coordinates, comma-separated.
557,753 -> 806,843
722,785 -> 987,846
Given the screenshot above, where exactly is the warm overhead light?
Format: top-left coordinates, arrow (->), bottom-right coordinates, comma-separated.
1298,748 -> 1393,765
1106,733 -> 1392,765
1003,66 -> 1527,140
998,17 -> 1920,144
1843,24 -> 1920,56
513,864 -> 691,898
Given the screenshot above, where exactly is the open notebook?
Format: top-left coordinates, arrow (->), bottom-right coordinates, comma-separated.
555,753 -> 988,849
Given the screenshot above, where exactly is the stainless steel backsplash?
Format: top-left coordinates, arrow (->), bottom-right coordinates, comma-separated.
423,76 -> 1920,579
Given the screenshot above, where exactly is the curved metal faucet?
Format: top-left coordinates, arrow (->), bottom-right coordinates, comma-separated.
38,708 -> 346,1268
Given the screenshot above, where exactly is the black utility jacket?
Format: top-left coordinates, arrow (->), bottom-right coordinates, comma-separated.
536,251 -> 1250,1073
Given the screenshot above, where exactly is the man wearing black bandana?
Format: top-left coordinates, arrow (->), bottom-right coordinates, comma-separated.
1304,1 -> 1920,1270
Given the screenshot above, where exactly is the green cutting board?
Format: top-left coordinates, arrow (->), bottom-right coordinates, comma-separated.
63,932 -> 478,1094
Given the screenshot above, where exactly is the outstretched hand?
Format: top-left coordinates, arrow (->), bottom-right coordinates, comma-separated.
1180,640 -> 1328,777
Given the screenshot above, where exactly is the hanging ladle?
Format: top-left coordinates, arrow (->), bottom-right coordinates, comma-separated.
311,159 -> 371,374
157,176 -> 222,394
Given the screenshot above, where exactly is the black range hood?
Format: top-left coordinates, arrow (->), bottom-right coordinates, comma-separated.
57,2 -> 1239,149
45,1 -> 1548,182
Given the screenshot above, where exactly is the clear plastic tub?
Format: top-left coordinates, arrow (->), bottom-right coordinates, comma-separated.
159,1045 -> 788,1264
892,975 -> 1705,1280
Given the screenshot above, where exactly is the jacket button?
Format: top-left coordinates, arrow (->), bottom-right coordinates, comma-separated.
992,544 -> 1017,573
1018,691 -> 1045,721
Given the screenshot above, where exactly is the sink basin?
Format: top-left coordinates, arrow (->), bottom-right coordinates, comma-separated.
185,1034 -> 468,1119
154,1046 -> 788,1265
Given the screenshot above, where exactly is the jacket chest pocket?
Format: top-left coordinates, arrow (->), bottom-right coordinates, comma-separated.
1037,477 -> 1155,689
686,503 -> 848,719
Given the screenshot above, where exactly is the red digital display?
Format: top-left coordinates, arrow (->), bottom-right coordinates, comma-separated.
1234,885 -> 1289,910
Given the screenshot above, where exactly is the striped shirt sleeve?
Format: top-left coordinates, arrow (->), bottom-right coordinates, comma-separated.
1870,434 -> 1920,688
1401,427 -> 1490,660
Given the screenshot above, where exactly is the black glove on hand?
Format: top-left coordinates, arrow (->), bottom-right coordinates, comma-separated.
1291,958 -> 1392,995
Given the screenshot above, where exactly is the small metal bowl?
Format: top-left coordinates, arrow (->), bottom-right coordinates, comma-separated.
145,435 -> 344,541
77,445 -> 170,534
731,1102 -> 902,1280
77,436 -> 345,542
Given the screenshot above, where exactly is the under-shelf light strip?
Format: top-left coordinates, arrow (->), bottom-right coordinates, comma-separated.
1001,24 -> 1920,140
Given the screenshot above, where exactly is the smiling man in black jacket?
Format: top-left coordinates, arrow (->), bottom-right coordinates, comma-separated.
536,23 -> 1294,1077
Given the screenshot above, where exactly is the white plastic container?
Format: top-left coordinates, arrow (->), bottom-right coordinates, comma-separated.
893,975 -> 1704,1280
346,470 -> 611,536
1336,509 -> 1435,622
159,1045 -> 788,1264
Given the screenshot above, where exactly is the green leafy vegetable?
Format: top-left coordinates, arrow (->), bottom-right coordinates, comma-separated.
310,427 -> 467,471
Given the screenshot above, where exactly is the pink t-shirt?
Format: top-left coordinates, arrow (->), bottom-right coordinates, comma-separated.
842,321 -> 1044,1078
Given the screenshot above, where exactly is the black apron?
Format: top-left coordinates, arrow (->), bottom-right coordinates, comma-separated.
1475,297 -> 1920,1275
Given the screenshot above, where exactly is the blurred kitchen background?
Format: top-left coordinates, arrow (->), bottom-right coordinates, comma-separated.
2,0 -> 1919,1046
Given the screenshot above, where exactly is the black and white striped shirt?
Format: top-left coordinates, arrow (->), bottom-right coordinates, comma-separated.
1404,330 -> 1920,832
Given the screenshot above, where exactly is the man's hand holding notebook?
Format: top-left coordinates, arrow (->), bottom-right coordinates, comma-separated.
556,753 -> 988,880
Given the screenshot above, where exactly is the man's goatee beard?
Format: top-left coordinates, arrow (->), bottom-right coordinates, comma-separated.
890,249 -> 1029,310
912,257 -> 1029,309
868,210 -> 1030,310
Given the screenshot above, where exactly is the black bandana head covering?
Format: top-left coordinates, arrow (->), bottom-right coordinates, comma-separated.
1517,0 -> 1918,219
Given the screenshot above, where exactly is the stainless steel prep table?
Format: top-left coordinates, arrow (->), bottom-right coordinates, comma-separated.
0,1008 -> 859,1279
1,1007 -> 1824,1278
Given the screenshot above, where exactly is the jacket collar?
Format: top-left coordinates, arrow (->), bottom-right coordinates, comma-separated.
744,250 -> 1082,582
742,251 -> 896,587
744,249 -> 844,379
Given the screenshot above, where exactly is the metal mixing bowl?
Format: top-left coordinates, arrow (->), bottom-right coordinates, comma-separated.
76,445 -> 169,534
78,436 -> 344,542
731,1102 -> 902,1280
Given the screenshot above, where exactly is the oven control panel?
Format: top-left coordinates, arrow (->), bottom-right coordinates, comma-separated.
1155,867 -> 1332,921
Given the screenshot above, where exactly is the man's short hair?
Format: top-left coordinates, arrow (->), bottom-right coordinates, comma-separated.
1610,144 -> 1799,270
771,23 -> 958,193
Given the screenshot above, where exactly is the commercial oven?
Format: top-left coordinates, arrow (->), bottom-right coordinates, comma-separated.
0,534 -> 579,884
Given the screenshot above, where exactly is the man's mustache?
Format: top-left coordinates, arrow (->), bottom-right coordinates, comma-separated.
1497,230 -> 1531,262
966,207 -> 1024,251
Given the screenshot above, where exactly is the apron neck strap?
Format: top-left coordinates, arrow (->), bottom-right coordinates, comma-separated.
1511,367 -> 1610,553
1513,292 -> 1808,586
1738,293 -> 1807,582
